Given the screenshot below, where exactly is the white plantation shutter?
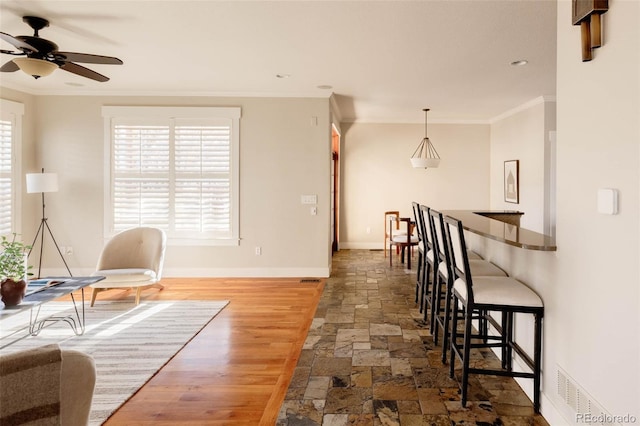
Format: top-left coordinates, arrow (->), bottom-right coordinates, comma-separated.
0,99 -> 23,237
113,125 -> 170,231
0,119 -> 13,235
103,107 -> 240,244
175,122 -> 231,235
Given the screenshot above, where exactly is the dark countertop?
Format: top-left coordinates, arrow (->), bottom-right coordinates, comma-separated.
441,210 -> 557,251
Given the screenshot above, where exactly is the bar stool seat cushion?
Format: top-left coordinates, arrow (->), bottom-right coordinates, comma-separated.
467,250 -> 482,260
438,259 -> 507,279
426,249 -> 434,263
453,276 -> 543,308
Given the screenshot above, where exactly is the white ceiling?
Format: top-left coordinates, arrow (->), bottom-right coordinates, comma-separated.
0,0 -> 558,123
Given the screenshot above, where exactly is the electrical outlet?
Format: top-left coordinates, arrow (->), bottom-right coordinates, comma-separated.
65,246 -> 73,256
255,246 -> 261,255
366,227 -> 371,234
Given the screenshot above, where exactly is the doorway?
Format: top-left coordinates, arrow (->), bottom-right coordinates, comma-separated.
331,124 -> 340,253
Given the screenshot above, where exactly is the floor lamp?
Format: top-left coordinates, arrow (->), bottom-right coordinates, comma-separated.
26,169 -> 72,279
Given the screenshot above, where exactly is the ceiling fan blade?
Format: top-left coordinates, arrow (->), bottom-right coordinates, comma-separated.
55,51 -> 122,65
1,49 -> 25,55
0,32 -> 38,52
0,60 -> 19,72
60,61 -> 109,82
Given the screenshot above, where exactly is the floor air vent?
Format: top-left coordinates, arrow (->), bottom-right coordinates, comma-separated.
300,279 -> 321,283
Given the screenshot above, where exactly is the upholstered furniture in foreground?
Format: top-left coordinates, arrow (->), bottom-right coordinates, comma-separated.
0,343 -> 96,425
90,227 -> 167,306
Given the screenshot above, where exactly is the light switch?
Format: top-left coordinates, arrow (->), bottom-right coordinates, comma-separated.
301,195 -> 317,204
597,188 -> 618,215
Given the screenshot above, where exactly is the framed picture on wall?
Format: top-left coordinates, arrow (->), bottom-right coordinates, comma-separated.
504,160 -> 519,204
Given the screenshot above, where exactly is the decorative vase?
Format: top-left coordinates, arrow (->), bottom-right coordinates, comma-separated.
1,278 -> 27,307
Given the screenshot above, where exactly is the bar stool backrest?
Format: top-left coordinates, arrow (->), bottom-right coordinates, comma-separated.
443,215 -> 474,302
429,209 -> 446,264
420,205 -> 433,251
411,202 -> 424,244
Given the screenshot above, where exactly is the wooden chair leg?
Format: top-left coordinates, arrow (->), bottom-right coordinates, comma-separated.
134,283 -> 164,305
90,288 -> 103,307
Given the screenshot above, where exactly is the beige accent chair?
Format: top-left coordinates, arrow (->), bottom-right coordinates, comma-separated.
0,344 -> 96,426
90,227 -> 167,306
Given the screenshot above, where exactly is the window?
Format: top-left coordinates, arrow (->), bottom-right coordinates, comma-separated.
102,107 -> 240,245
0,99 -> 24,236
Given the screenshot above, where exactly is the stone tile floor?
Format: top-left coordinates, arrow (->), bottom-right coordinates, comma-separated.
277,249 -> 550,426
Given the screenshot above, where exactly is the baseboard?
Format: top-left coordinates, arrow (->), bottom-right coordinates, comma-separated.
510,361 -> 568,425
339,242 -> 382,250
37,267 -> 331,279
162,267 -> 330,278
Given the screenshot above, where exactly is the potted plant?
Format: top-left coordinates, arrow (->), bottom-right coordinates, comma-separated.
0,234 -> 32,306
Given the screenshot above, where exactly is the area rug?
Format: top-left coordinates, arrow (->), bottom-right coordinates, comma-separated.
0,299 -> 229,425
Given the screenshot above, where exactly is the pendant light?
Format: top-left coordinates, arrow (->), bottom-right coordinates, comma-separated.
410,108 -> 440,169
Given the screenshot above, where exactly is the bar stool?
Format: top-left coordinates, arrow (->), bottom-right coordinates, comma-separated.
428,208 -> 507,361
443,215 -> 544,413
418,204 -> 437,328
412,202 -> 427,311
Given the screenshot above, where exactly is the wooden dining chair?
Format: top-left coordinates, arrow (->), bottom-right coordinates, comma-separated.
389,216 -> 418,269
384,210 -> 406,257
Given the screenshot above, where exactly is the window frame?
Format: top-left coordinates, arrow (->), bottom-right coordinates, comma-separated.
0,99 -> 24,238
102,106 -> 241,246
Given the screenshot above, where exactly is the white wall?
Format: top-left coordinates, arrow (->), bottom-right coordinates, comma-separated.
10,94 -> 333,277
490,98 -> 556,233
470,1 -> 640,423
341,121 -> 491,249
554,0 -> 639,419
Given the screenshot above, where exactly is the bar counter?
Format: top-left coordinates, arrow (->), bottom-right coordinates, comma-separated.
441,210 -> 557,251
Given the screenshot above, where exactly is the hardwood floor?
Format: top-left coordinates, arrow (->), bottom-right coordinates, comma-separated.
91,277 -> 324,425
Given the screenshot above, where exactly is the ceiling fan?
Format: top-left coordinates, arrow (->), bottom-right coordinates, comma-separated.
0,16 -> 122,82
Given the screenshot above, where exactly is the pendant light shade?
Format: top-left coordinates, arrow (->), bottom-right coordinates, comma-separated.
410,108 -> 440,169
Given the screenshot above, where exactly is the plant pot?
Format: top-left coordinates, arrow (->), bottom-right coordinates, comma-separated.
1,278 -> 27,307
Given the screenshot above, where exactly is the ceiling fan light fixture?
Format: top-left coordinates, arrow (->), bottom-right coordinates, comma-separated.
410,108 -> 441,169
14,57 -> 57,79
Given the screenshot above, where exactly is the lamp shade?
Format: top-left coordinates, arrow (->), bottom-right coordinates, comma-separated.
14,58 -> 58,79
410,108 -> 441,169
26,173 -> 59,193
410,157 -> 441,168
